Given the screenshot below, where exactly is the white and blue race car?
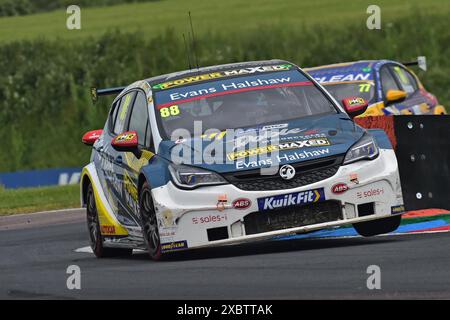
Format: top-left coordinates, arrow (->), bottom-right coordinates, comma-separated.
81,60 -> 404,260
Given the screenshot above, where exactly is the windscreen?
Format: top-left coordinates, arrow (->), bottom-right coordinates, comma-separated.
153,67 -> 337,138
322,81 -> 375,104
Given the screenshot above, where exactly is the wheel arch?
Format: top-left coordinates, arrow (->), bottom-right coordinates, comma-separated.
138,173 -> 148,198
139,156 -> 172,192
367,128 -> 394,150
80,173 -> 92,208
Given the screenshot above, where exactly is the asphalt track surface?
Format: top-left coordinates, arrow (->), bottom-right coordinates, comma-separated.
1,209 -> 450,299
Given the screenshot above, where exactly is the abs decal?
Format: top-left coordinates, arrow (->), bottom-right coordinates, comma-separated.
232,198 -> 252,210
258,188 -> 325,211
331,183 -> 349,194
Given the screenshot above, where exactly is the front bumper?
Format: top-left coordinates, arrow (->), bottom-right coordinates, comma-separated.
151,148 -> 404,252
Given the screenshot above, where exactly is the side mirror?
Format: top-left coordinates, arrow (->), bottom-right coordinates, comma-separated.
386,89 -> 407,103
341,97 -> 369,118
82,129 -> 103,146
111,131 -> 142,158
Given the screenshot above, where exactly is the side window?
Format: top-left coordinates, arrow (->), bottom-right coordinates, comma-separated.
127,91 -> 149,147
380,66 -> 400,98
391,66 -> 418,95
109,98 -> 120,131
113,92 -> 136,134
145,121 -> 152,148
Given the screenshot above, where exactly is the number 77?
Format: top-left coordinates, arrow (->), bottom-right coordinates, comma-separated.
359,83 -> 371,92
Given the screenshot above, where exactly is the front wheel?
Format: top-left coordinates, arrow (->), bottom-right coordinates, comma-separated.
353,215 -> 402,237
86,183 -> 132,258
139,182 -> 163,260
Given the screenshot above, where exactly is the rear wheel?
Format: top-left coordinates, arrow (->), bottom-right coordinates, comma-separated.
139,182 -> 163,260
86,184 -> 132,258
353,215 -> 402,237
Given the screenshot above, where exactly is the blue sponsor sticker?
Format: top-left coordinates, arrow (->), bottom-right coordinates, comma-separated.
155,70 -> 309,107
161,240 -> 188,253
257,188 -> 326,211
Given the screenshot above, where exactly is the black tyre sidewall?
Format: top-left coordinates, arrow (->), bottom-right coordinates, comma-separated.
139,182 -> 162,260
86,183 -> 133,258
86,184 -> 105,257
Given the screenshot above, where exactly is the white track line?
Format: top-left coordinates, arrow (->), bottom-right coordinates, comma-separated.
74,246 -> 145,254
75,246 -> 93,253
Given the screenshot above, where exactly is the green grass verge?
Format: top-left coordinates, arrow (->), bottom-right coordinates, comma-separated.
0,9 -> 449,172
0,0 -> 449,44
0,184 -> 80,215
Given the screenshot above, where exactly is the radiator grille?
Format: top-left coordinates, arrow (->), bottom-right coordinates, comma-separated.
224,155 -> 343,191
244,200 -> 343,235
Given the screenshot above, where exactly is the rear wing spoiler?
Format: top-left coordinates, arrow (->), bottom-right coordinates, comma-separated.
402,56 -> 427,71
90,86 -> 126,104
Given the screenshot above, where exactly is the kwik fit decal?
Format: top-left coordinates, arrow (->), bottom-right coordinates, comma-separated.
258,188 -> 326,211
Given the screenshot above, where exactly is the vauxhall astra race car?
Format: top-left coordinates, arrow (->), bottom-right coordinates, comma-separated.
81,60 -> 404,260
305,57 -> 447,117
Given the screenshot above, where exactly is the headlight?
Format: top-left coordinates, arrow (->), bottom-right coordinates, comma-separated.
343,134 -> 379,165
168,164 -> 227,189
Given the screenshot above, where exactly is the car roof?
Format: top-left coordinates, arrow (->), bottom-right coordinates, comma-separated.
305,60 -> 376,72
304,60 -> 403,83
145,59 -> 295,86
305,60 -> 380,82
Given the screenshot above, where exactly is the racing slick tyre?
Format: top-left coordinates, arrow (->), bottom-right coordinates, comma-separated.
352,215 -> 402,237
86,184 -> 133,258
139,181 -> 163,261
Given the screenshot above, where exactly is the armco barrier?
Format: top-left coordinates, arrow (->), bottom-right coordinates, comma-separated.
356,115 -> 450,211
0,167 -> 82,189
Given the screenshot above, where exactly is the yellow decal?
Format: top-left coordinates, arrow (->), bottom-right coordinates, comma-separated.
81,169 -> 128,236
227,138 -> 331,161
119,94 -> 132,120
124,173 -> 138,201
160,105 -> 180,118
359,83 -> 372,92
348,97 -> 365,106
433,105 -> 447,115
314,190 -> 321,202
156,73 -> 223,90
153,64 -> 292,90
419,103 -> 430,113
393,66 -> 409,85
401,108 -> 413,115
116,133 -> 136,142
356,102 -> 385,117
124,150 -> 154,172
201,131 -> 227,140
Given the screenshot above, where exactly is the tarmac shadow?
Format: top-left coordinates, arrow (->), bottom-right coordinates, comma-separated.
129,235 -> 399,262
